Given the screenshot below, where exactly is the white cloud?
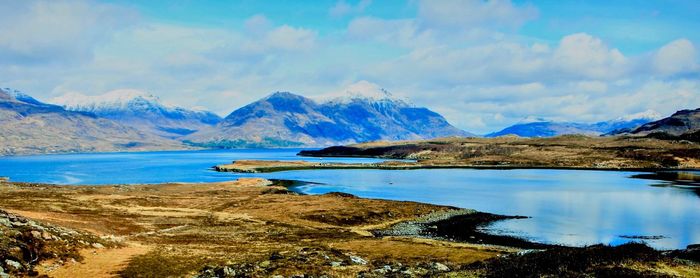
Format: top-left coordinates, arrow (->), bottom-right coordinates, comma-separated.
0,0 -> 137,65
653,38 -> 698,75
244,14 -> 273,34
346,17 -> 432,47
0,1 -> 697,135
573,81 -> 608,93
329,0 -> 372,17
265,25 -> 317,51
552,33 -> 628,79
418,0 -> 538,29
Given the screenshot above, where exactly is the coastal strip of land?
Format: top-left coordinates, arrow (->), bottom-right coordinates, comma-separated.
215,135 -> 700,173
1,178 -> 699,277
0,178 -> 510,277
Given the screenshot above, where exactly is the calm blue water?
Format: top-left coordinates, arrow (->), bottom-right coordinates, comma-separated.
0,149 -> 698,250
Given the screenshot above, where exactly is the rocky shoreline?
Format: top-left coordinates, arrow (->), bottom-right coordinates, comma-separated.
1,179 -> 699,277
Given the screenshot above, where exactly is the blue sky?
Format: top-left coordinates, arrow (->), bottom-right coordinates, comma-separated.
1,0 -> 699,134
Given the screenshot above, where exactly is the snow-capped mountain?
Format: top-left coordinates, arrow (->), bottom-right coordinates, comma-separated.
613,109 -> 662,122
1,87 -> 52,106
625,108 -> 700,136
52,90 -> 222,138
0,88 -> 184,155
317,81 -> 413,107
185,85 -> 472,148
486,111 -> 662,138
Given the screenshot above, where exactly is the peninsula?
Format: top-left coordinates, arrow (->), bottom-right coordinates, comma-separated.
215,135 -> 700,173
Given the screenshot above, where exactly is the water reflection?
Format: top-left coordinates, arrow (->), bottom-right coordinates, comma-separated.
1,151 -> 699,250
281,169 -> 700,250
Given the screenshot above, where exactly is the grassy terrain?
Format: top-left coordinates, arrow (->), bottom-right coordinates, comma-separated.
0,179 -> 504,277
1,178 -> 698,277
297,135 -> 700,169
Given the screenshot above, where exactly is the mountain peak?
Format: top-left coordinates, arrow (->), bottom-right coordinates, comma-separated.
265,91 -> 306,100
1,87 -> 46,105
319,81 -> 412,106
517,115 -> 550,124
614,109 -> 662,122
51,89 -> 165,111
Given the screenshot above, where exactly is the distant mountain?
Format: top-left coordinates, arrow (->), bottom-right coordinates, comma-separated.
486,110 -> 661,138
52,90 -> 222,138
626,108 -> 700,137
0,88 -> 185,155
185,83 -> 471,148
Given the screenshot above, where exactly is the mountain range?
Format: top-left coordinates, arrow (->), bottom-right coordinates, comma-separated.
0,84 -> 471,154
1,83 -> 698,155
0,88 -> 184,155
619,108 -> 700,141
486,110 -> 662,138
184,83 -> 473,148
52,90 -> 222,138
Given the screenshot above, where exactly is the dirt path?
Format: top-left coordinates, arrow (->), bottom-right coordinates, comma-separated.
39,243 -> 151,278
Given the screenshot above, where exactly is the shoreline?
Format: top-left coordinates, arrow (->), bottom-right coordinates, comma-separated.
1,178 -> 698,277
271,179 -> 550,249
213,159 -> 700,173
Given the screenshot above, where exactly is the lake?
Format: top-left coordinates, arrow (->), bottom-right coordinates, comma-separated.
0,149 -> 698,250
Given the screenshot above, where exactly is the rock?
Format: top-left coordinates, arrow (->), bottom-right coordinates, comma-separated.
258,260 -> 271,268
8,247 -> 23,259
433,262 -> 450,272
0,218 -> 10,227
349,255 -> 367,265
92,243 -> 104,249
269,251 -> 284,260
330,261 -> 342,267
30,230 -> 42,239
222,266 -> 234,276
4,260 -> 22,271
374,265 -> 393,274
42,231 -> 53,240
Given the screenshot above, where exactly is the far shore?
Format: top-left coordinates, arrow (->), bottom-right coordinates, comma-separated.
214,159 -> 700,174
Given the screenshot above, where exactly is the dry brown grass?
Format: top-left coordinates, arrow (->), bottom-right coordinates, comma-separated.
299,135 -> 700,170
0,178 -> 503,277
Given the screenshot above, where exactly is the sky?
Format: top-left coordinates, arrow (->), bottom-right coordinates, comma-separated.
1,0 -> 699,134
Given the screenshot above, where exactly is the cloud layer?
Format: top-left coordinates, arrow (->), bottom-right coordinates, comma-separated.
1,0 -> 698,134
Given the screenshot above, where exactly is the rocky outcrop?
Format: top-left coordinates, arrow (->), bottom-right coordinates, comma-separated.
0,209 -> 115,276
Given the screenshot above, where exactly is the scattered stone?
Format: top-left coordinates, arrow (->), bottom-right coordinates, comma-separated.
30,230 -> 42,239
92,243 -> 105,249
4,260 -> 22,271
269,251 -> 284,260
433,262 -> 450,272
374,265 -> 392,274
41,231 -> 53,240
330,261 -> 342,267
349,255 -> 367,265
